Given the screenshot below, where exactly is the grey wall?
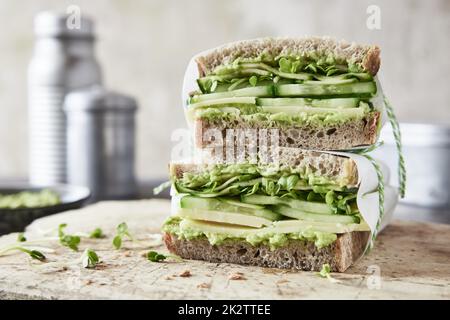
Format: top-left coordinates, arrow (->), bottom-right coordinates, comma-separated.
0,0 -> 449,179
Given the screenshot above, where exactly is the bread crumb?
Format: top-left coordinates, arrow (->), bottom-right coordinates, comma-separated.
164,276 -> 174,280
93,262 -> 108,270
123,251 -> 132,257
262,268 -> 280,274
179,270 -> 192,277
84,279 -> 94,285
229,272 -> 246,280
197,282 -> 211,289
276,279 -> 289,284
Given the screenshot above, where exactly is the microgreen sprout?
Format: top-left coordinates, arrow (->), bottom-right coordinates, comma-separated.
81,248 -> 99,268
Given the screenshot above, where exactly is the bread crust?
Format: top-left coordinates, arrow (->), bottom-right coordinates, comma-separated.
196,37 -> 380,76
164,231 -> 370,272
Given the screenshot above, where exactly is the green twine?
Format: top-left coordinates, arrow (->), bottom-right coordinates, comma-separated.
349,95 -> 405,250
347,141 -> 384,155
383,96 -> 406,198
362,154 -> 385,250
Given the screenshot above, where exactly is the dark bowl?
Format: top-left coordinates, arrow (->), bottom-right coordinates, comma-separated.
0,183 -> 90,235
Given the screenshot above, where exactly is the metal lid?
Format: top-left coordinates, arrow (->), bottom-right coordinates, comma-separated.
64,86 -> 138,113
34,11 -> 95,38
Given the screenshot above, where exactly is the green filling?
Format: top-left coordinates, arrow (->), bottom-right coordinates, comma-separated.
195,103 -> 373,127
190,54 -> 378,128
174,163 -> 358,216
197,55 -> 367,95
213,55 -> 364,78
0,189 -> 60,209
163,216 -> 337,250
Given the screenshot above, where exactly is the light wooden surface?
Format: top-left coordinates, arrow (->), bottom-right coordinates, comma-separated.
0,199 -> 449,300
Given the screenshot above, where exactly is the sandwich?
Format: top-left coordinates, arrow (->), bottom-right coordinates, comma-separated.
160,37 -> 402,273
163,148 -> 374,272
183,37 -> 382,151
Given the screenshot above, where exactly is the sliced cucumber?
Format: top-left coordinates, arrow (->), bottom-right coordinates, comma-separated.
241,194 -> 280,206
180,196 -> 222,211
180,196 -> 281,221
180,219 -> 260,238
310,98 -> 360,108
273,205 -> 357,224
191,85 -> 274,103
256,97 -> 359,109
276,81 -> 377,98
241,194 -> 333,214
176,208 -> 273,228
220,198 -> 265,210
260,106 -> 365,116
271,219 -> 370,234
281,198 -> 333,214
188,97 -> 256,109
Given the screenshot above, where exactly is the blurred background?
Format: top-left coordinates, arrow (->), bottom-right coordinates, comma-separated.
0,0 -> 449,228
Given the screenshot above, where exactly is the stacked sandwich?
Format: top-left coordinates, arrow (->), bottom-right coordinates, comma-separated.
162,37 -> 402,272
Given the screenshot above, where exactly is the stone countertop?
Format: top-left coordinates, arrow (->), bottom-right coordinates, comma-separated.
0,199 -> 449,300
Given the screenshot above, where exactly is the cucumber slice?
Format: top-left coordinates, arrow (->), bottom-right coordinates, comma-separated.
276,81 -> 377,98
272,220 -> 370,234
191,85 -> 274,103
180,219 -> 260,238
188,97 -> 256,109
241,194 -> 333,214
180,196 -> 281,221
180,196 -> 222,211
176,208 -> 273,228
310,98 -> 360,108
281,198 -> 333,214
273,205 -> 357,224
260,106 -> 365,116
220,198 -> 265,210
256,97 -> 359,108
241,194 -> 280,206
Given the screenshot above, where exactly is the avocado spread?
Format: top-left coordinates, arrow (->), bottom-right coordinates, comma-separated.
196,103 -> 372,128
163,216 -> 337,250
0,189 -> 60,209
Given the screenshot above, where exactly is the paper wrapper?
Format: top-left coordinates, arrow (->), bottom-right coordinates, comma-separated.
329,152 -> 398,236
179,47 -> 399,251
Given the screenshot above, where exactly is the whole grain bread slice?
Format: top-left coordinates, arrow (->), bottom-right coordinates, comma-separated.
195,111 -> 380,151
170,147 -> 359,187
196,37 -> 380,76
164,231 -> 370,272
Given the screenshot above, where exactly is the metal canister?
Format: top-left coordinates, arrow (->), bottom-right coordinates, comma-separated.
64,86 -> 138,202
28,11 -> 102,185
373,123 -> 450,208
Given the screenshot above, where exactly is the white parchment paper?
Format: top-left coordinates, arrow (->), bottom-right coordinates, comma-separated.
328,152 -> 398,237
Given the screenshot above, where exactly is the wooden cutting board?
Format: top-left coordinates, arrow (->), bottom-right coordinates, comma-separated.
0,199 -> 448,300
